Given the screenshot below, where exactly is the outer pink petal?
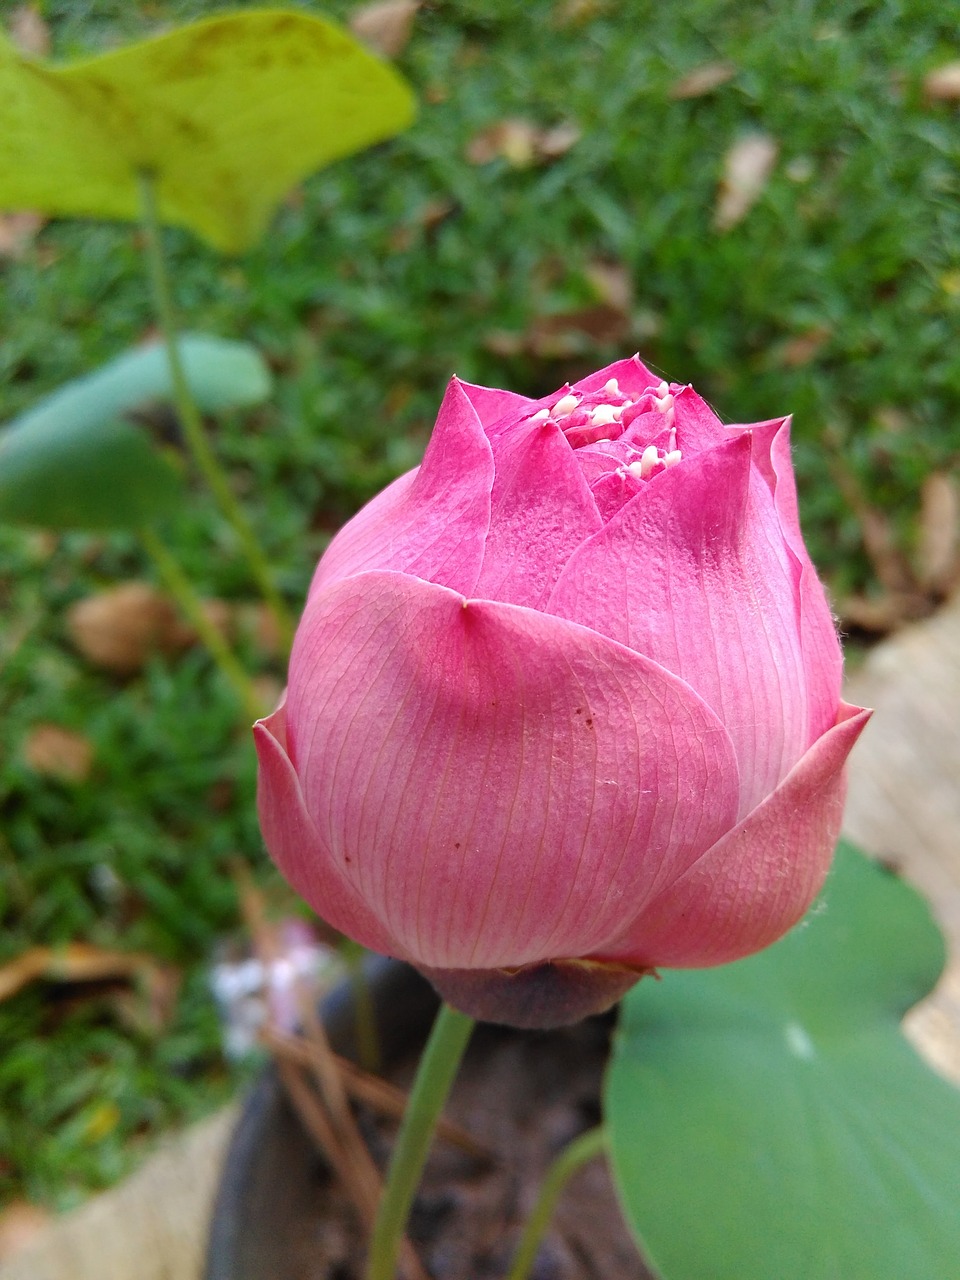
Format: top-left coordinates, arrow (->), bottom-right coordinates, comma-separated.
547,433 -> 813,817
286,572 -> 740,972
456,379 -> 536,433
253,703 -> 401,957
726,416 -> 842,744
572,354 -> 663,398
597,702 -> 872,968
309,377 -> 494,599
472,418 -> 602,609
671,384 -> 731,455
767,418 -> 842,744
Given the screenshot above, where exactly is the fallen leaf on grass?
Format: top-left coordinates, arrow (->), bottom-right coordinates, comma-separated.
485,259 -> 633,359
776,325 -> 832,368
552,0 -> 608,24
585,259 -> 634,313
917,471 -> 960,593
466,118 -> 580,167
714,132 -> 778,231
7,4 -> 49,56
670,61 -> 736,100
923,62 -> 960,102
0,942 -> 165,1003
22,724 -> 94,783
349,1 -> 419,58
0,210 -> 44,260
66,582 -> 232,674
0,1201 -> 51,1262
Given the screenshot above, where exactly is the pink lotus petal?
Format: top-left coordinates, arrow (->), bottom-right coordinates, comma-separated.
727,415 -> 841,744
572,354 -> 663,399
309,377 -> 494,599
254,703 -> 401,957
456,379 -> 536,433
472,418 -> 602,608
671,383 -> 731,456
548,433 -> 815,815
597,702 -> 872,967
286,572 -> 740,971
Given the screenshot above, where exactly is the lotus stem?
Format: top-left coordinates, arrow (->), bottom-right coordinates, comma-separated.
505,1125 -> 608,1280
366,1001 -> 474,1280
136,170 -> 295,654
141,527 -> 263,721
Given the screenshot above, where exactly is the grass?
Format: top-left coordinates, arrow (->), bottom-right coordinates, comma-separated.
1,0 -> 959,1208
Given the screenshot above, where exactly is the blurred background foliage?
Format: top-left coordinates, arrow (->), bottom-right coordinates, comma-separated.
1,0 -> 959,1209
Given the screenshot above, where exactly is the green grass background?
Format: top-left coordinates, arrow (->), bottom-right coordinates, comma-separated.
1,0 -> 958,1207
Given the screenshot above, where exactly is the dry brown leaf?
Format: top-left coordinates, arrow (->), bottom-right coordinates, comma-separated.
777,325 -> 832,368
7,4 -> 50,56
714,133 -> 779,231
467,118 -> 540,167
0,942 -> 163,1003
349,1 -> 419,59
0,1201 -> 51,1262
66,582 -> 232,674
536,120 -> 582,158
923,61 -> 960,102
167,597 -> 234,650
486,305 -> 632,361
67,582 -> 180,673
23,724 -> 94,783
0,211 -> 44,260
917,471 -> 960,593
466,118 -> 579,167
553,0 -> 607,24
670,61 -> 737,100
585,259 -> 634,313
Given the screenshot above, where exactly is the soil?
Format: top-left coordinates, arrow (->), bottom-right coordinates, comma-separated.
289,1014 -> 655,1279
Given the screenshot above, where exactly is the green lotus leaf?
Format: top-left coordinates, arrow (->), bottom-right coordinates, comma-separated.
0,9 -> 416,252
605,841 -> 960,1280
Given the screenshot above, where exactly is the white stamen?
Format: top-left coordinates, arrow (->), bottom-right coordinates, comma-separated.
603,378 -> 620,394
656,380 -> 669,396
611,405 -> 623,420
662,450 -> 682,469
553,393 -> 579,417
590,404 -> 618,426
639,444 -> 659,478
531,408 -> 550,421
626,460 -> 644,479
654,393 -> 675,415
668,427 -> 677,452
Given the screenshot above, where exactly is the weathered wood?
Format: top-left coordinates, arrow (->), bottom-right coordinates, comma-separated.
843,594 -> 960,1085
4,595 -> 960,1279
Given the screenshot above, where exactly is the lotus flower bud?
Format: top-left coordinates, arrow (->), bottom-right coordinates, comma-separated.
256,356 -> 870,1029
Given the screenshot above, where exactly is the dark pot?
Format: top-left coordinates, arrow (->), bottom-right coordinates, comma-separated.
205,958 -> 440,1280
205,958 -> 647,1280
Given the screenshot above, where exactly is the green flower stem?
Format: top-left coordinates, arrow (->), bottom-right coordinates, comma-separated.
141,527 -> 263,722
366,1002 -> 474,1280
136,171 -> 295,655
505,1125 -> 608,1280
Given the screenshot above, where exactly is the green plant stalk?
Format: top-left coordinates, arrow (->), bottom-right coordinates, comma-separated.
137,171 -> 295,654
506,1125 -> 608,1280
366,1002 -> 474,1280
141,526 -> 263,722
